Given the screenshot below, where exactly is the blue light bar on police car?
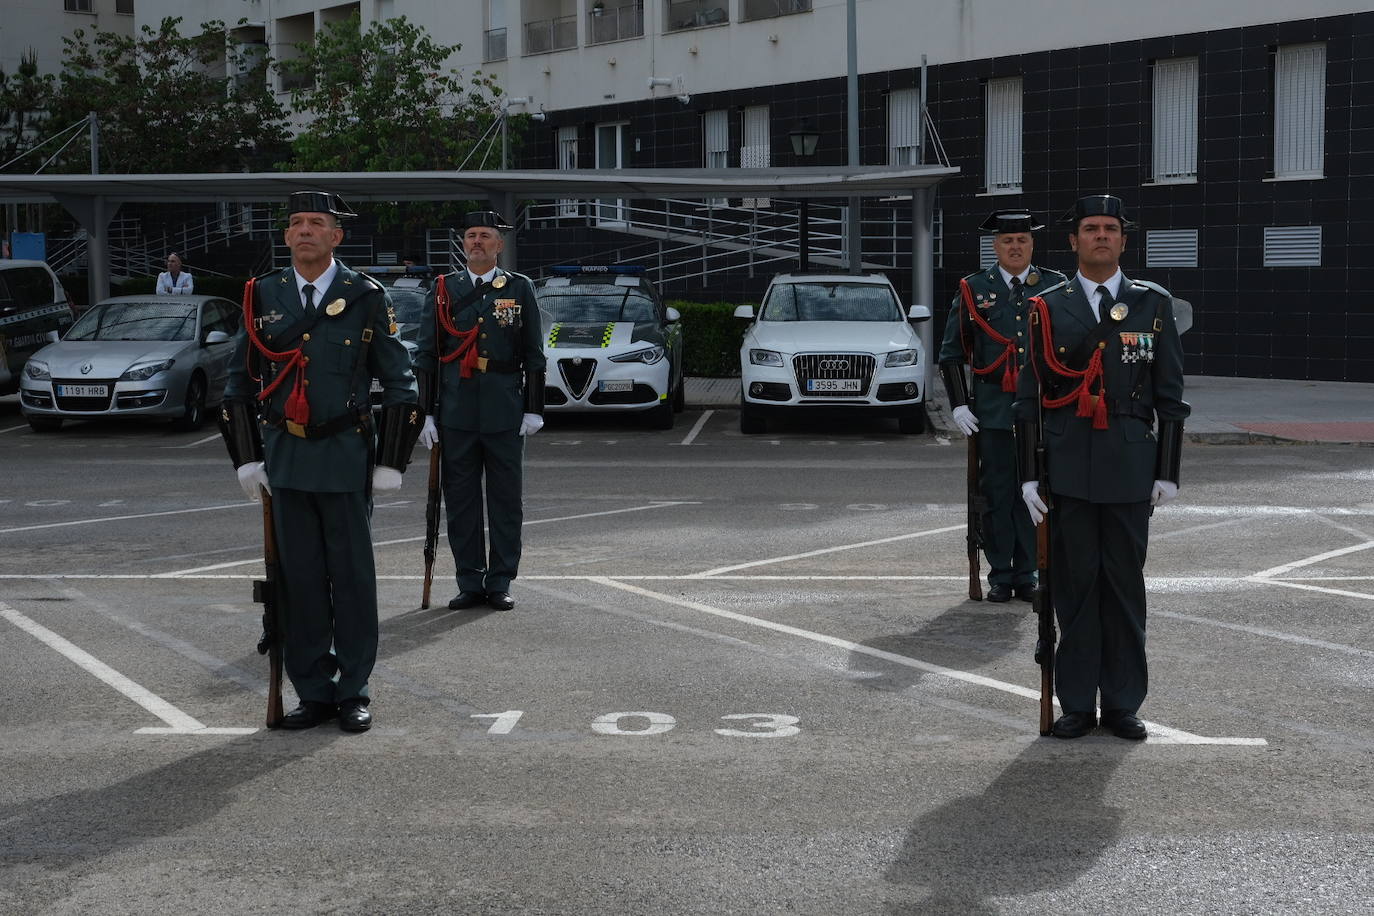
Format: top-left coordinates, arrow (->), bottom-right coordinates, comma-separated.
550,265 -> 645,276
360,265 -> 432,275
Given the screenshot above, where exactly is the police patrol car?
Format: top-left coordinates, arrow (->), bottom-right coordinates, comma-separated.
534,266 -> 685,429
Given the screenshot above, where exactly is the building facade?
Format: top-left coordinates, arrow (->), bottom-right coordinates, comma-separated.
0,0 -> 135,76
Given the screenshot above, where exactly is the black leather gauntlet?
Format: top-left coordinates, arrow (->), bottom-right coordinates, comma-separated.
1155,419 -> 1184,485
940,360 -> 970,410
376,402 -> 424,471
1014,417 -> 1042,484
524,369 -> 546,415
415,368 -> 436,417
217,398 -> 263,468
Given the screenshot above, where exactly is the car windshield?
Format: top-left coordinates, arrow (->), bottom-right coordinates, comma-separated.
66,301 -> 198,341
387,287 -> 426,325
537,284 -> 658,324
761,283 -> 903,322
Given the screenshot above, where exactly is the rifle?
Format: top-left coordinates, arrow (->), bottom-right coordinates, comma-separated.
966,422 -> 986,601
421,441 -> 442,609
253,494 -> 285,729
1028,306 -> 1056,736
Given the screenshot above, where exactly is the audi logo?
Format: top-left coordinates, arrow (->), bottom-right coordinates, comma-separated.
817,359 -> 851,371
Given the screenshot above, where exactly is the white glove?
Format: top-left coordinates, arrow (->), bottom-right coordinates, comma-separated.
518,413 -> 544,437
373,466 -> 403,492
1151,480 -> 1178,507
951,405 -> 979,437
419,416 -> 439,450
1021,480 -> 1048,525
237,461 -> 271,501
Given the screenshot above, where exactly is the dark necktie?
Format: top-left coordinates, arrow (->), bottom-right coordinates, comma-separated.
1097,285 -> 1114,321
302,283 -> 316,312
1010,275 -> 1024,305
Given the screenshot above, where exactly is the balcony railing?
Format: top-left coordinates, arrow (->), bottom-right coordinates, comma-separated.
587,4 -> 645,44
740,0 -> 811,21
524,15 -> 577,54
665,0 -> 728,32
484,27 -> 507,61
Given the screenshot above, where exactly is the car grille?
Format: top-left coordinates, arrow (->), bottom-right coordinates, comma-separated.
792,354 -> 875,397
558,358 -> 596,399
588,384 -> 658,406
52,378 -> 116,411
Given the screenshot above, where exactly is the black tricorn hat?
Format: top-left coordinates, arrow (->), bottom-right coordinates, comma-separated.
979,210 -> 1044,234
287,190 -> 357,219
463,210 -> 514,232
1060,194 -> 1134,230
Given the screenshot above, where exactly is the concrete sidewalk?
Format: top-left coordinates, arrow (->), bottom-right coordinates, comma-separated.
685,375 -> 1374,445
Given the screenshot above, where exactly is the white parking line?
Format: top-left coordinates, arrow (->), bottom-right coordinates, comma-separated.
588,577 -> 1268,746
0,423 -> 28,434
1157,607 -> 1374,658
163,432 -> 222,449
679,410 -> 713,446
0,502 -> 250,535
1248,578 -> 1374,603
1250,540 -> 1374,579
0,601 -> 255,735
692,523 -> 966,577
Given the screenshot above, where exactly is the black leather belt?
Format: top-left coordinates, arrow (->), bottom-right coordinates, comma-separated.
475,356 -> 519,374
264,407 -> 371,439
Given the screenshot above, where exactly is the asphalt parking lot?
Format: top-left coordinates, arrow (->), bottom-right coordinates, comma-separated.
2,399 -> 1373,915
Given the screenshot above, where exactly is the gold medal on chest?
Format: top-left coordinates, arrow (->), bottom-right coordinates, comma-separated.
492,274 -> 508,289
1027,271 -> 1040,286
325,298 -> 346,317
1109,303 -> 1129,321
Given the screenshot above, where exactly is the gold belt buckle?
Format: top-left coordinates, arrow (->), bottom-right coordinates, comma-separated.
476,356 -> 489,372
286,420 -> 307,438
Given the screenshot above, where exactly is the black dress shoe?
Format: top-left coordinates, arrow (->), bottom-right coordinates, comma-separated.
338,700 -> 372,732
1102,710 -> 1147,740
987,584 -> 1013,603
1013,583 -> 1036,603
281,701 -> 336,730
1051,711 -> 1097,739
487,591 -> 515,611
448,590 -> 486,610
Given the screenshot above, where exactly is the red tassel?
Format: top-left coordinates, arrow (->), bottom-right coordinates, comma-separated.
1076,381 -> 1093,418
1092,387 -> 1108,429
285,367 -> 310,425
1001,359 -> 1016,392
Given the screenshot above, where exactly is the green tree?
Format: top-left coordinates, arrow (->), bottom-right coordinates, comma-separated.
47,17 -> 289,173
279,13 -> 511,232
0,50 -> 56,168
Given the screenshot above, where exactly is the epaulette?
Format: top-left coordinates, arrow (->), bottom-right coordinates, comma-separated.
355,270 -> 386,293
1130,279 -> 1172,299
1032,278 -> 1069,298
252,266 -> 284,282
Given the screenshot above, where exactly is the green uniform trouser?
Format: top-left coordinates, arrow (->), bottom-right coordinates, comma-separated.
271,488 -> 378,705
978,429 -> 1037,588
441,426 -> 524,594
1051,495 -> 1151,716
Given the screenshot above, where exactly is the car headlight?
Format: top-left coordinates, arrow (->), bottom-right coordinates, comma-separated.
749,349 -> 784,367
119,359 -> 175,381
609,345 -> 665,365
24,359 -> 50,380
885,349 -> 918,368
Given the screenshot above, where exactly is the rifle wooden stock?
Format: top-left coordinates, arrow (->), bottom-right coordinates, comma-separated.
1033,446 -> 1056,737
420,443 -> 442,609
254,494 -> 284,729
966,431 -> 985,601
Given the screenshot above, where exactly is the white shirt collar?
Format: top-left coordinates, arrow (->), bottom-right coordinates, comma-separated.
998,264 -> 1031,287
294,259 -> 339,302
468,265 -> 498,286
1077,269 -> 1123,300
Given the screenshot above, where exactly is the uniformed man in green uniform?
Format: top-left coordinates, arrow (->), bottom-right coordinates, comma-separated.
414,210 -> 546,612
939,211 -> 1065,602
1014,194 -> 1189,740
219,190 -> 421,732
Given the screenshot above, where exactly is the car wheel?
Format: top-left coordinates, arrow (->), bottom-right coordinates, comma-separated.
739,395 -> 766,434
27,415 -> 62,433
647,397 -> 675,430
173,375 -> 207,431
897,408 -> 926,435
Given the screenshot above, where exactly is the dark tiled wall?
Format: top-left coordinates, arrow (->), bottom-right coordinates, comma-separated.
518,11 -> 1374,382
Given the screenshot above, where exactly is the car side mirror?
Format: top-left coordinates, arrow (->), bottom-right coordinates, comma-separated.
665,306 -> 681,323
907,305 -> 932,323
733,305 -> 755,320
203,330 -> 232,346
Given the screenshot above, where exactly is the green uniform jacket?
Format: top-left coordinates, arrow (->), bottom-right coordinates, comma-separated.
225,263 -> 418,492
1014,276 -> 1190,503
939,265 -> 1064,430
414,268 -> 547,434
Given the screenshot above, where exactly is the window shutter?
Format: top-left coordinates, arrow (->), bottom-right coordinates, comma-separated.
1263,226 -> 1322,267
984,77 -> 1022,191
1152,58 -> 1198,183
1274,43 -> 1326,178
888,89 -> 919,166
979,236 -> 996,268
1146,229 -> 1199,268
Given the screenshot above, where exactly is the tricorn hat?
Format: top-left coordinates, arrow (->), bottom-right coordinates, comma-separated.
463,210 -> 514,232
1060,194 -> 1134,230
979,210 -> 1044,234
287,190 -> 357,219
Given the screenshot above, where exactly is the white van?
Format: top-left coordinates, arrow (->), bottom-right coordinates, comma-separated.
0,260 -> 75,395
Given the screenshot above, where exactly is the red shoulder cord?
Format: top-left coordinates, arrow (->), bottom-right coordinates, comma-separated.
1028,295 -> 1108,430
958,277 -> 1019,393
241,277 -> 310,425
434,275 -> 482,377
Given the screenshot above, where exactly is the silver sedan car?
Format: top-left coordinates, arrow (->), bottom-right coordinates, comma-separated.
19,294 -> 240,432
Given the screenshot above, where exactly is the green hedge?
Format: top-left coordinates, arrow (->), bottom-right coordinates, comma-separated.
670,300 -> 755,378
60,274 -> 253,307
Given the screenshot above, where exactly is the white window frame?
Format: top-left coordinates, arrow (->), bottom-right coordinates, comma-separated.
703,109 -> 729,207
556,125 -> 579,217
1151,57 -> 1198,184
740,105 -> 770,208
984,77 -> 1022,193
888,88 -> 920,166
1273,43 -> 1326,180
595,121 -> 629,226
